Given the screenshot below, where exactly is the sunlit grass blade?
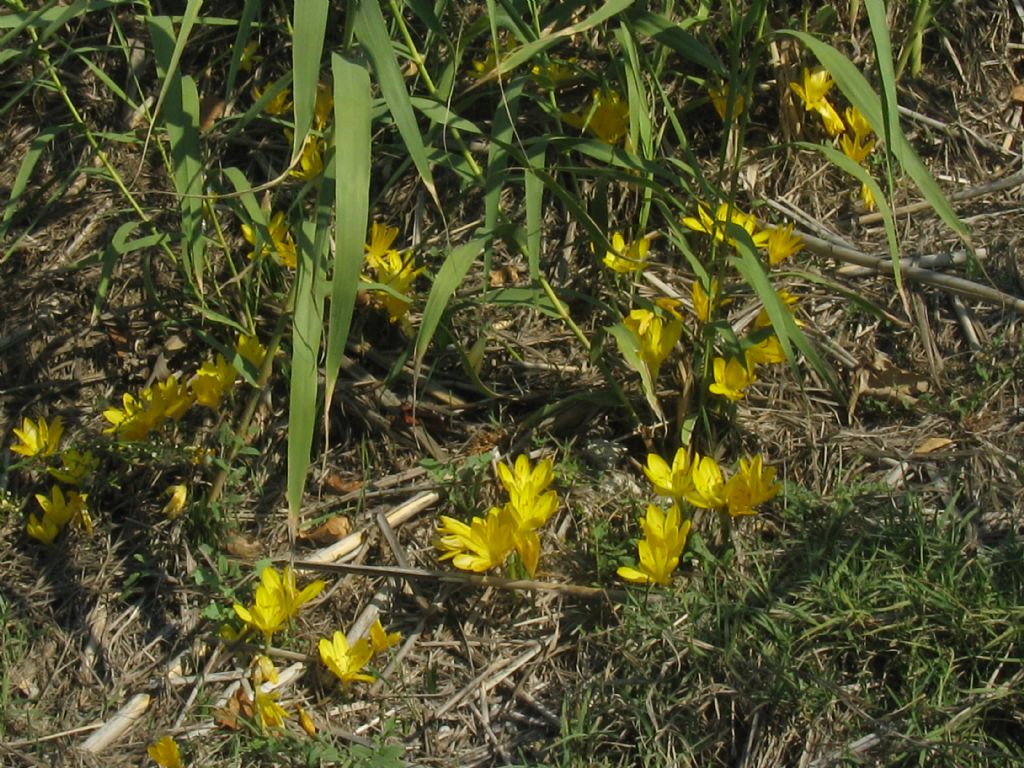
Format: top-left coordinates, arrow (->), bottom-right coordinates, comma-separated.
629,11 -> 725,75
291,0 -> 329,158
150,16 -> 206,293
224,0 -> 260,101
488,0 -> 637,79
729,233 -> 841,403
142,0 -> 201,154
483,77 -> 524,275
524,141 -> 545,282
354,0 -> 439,209
287,217 -> 325,540
323,54 -> 371,418
0,125 -> 63,240
782,30 -> 968,244
415,236 -> 491,366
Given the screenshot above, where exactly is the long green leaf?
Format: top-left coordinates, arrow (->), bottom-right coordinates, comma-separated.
324,54 -> 371,417
415,236 -> 491,365
292,0 -> 329,157
353,0 -> 439,209
287,218 -> 325,538
150,17 -> 206,292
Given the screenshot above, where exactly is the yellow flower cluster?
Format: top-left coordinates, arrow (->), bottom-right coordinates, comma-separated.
10,415 -> 101,545
790,67 -> 845,136
598,231 -> 651,274
436,454 -> 558,576
682,202 -> 803,267
241,211 -> 297,269
103,334 -> 265,441
363,221 -> 424,328
27,485 -> 92,544
623,306 -> 683,384
319,618 -> 400,687
563,89 -> 630,145
839,106 -> 877,210
232,564 -> 326,642
619,449 -> 781,586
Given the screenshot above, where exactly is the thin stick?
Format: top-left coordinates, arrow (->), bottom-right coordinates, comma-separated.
284,560 -> 631,602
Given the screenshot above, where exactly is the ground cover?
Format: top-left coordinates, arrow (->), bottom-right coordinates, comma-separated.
1,1 -> 1023,766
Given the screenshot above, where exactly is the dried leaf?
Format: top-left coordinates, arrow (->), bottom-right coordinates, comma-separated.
223,533 -> 262,559
298,515 -> 352,545
322,473 -> 361,494
913,437 -> 953,455
1011,83 -> 1024,106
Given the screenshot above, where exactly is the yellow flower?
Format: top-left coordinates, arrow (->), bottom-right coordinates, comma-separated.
190,355 -> 235,410
370,249 -> 424,326
254,84 -> 292,116
497,454 -> 554,509
147,735 -> 184,768
319,630 -> 376,685
102,391 -> 163,441
369,618 -> 401,655
238,41 -> 262,73
26,513 -> 60,545
471,37 -> 516,80
436,506 -> 516,573
708,84 -> 745,120
233,565 -> 325,642
236,334 -> 267,370
685,453 -> 727,510
789,67 -> 844,136
745,334 -> 786,365
530,58 -> 576,89
765,224 -> 803,266
153,375 -> 193,421
722,455 -> 780,516
754,289 -> 801,329
844,106 -> 872,143
162,484 -> 188,519
682,203 -> 769,250
365,221 -> 400,270
617,503 -> 691,586
691,277 -> 721,324
298,705 -> 317,736
33,486 -> 91,537
290,135 -> 325,181
253,688 -> 290,731
643,448 -> 693,501
860,182 -> 876,211
598,231 -> 650,273
840,132 -> 875,164
11,415 -> 63,458
241,211 -> 296,268
623,308 -> 683,383
314,81 -> 333,130
47,449 -> 98,486
562,89 -> 629,145
709,355 -> 756,401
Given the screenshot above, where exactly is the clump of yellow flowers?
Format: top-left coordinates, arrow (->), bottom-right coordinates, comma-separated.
618,448 -> 781,586
436,454 -> 558,576
363,221 -> 424,330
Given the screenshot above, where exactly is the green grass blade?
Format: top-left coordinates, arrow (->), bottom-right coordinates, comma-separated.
729,235 -> 841,403
291,0 -> 329,157
0,125 -> 63,239
145,0 -> 202,141
629,11 -> 725,75
150,16 -> 206,293
224,0 -> 260,100
782,30 -> 969,243
353,0 -> 439,209
524,141 -> 546,282
415,235 -> 491,366
483,77 -> 524,275
323,54 -> 371,416
863,0 -> 900,149
287,218 -> 325,538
